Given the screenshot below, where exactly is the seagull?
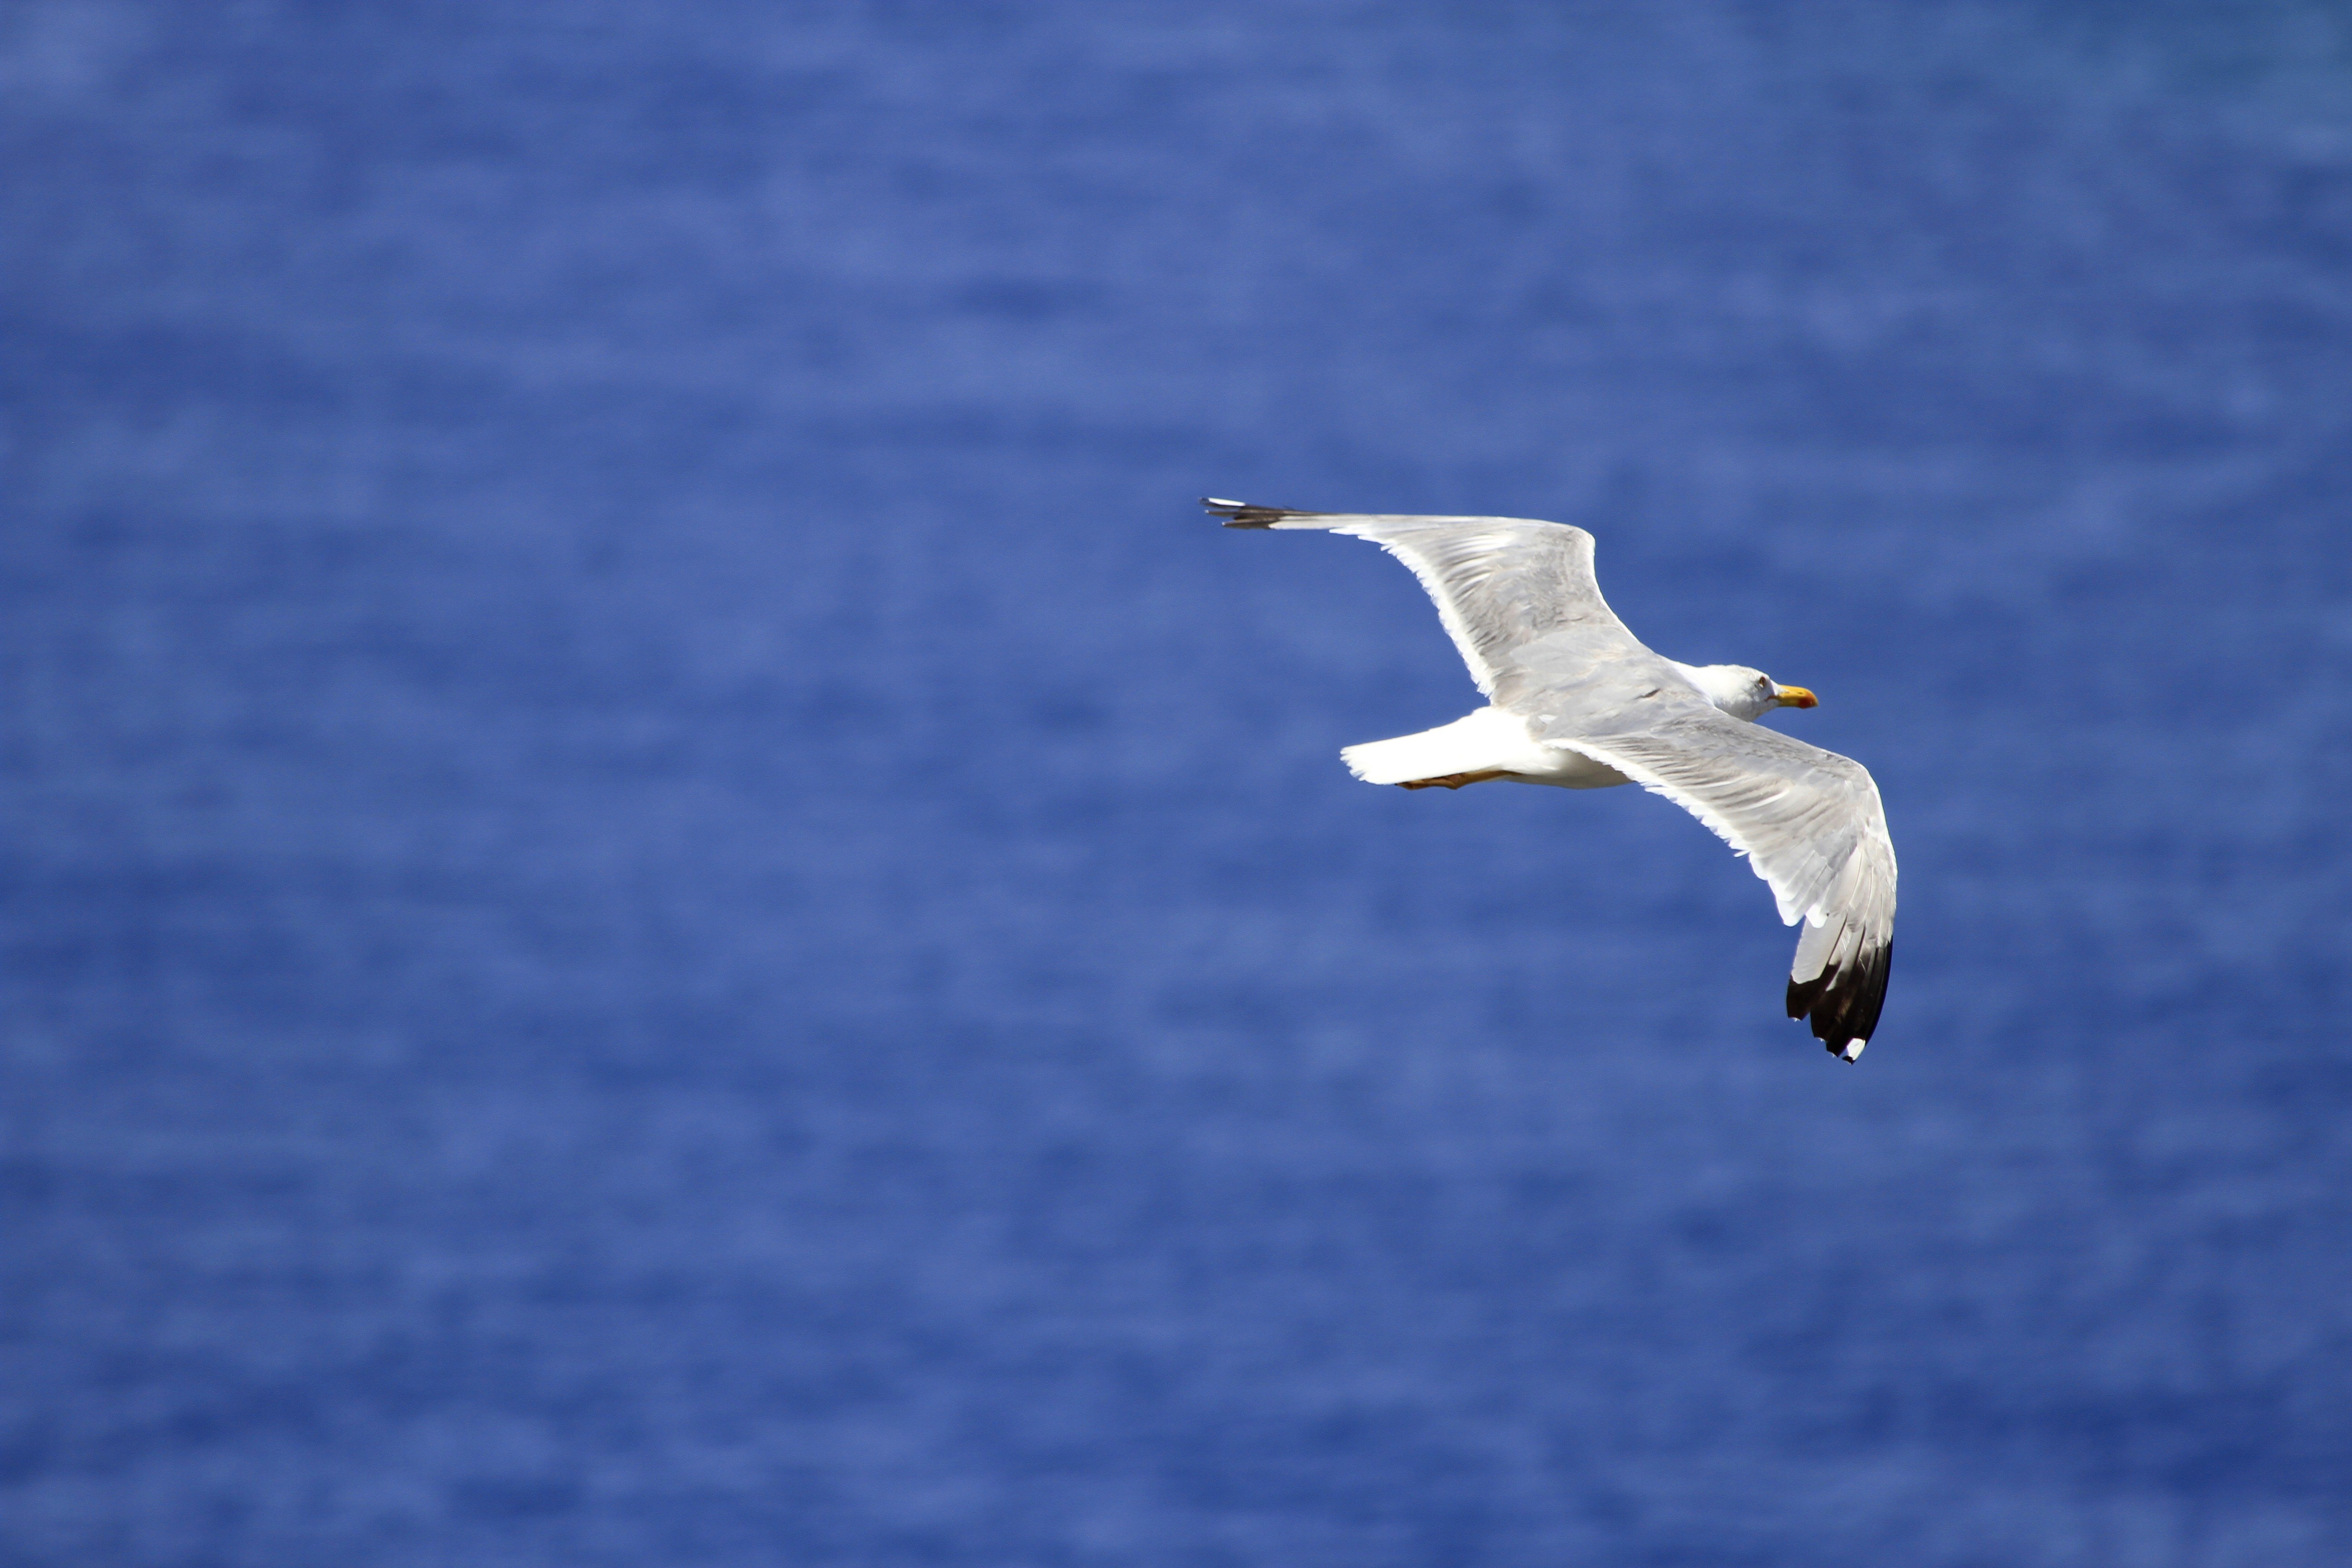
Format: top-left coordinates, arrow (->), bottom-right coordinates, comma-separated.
1208,498 -> 1895,1060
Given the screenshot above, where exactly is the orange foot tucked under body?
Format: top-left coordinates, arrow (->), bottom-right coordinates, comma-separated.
1398,769 -> 1512,790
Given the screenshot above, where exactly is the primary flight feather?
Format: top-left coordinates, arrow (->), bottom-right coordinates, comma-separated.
1209,498 -> 1896,1060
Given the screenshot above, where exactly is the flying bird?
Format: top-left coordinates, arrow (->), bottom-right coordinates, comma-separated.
1209,498 -> 1895,1060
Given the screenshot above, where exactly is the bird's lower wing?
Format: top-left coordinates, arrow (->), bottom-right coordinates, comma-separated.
1549,709 -> 1897,1058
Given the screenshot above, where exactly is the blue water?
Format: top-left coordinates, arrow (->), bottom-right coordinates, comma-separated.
6,4 -> 2350,1563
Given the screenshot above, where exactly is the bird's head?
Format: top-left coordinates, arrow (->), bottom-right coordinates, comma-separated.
1684,663 -> 1818,721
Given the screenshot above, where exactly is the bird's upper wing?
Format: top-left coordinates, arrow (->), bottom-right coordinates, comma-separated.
1206,500 -> 1646,699
1544,706 -> 1897,1058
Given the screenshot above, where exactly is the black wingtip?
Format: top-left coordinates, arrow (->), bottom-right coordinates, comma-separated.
1202,497 -> 1318,529
1787,941 -> 1892,1061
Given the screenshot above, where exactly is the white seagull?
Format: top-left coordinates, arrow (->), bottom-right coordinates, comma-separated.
1209,499 -> 1896,1060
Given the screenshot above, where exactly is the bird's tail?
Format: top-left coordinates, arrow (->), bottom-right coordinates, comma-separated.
1340,710 -> 1526,786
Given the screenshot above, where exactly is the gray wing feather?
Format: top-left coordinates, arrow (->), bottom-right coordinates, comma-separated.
1548,711 -> 1897,1055
1206,501 -> 1645,697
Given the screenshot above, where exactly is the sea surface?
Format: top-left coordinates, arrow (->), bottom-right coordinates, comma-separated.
6,4 -> 2351,1563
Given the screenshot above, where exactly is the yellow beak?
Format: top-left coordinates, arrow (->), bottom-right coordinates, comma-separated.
1775,685 -> 1818,709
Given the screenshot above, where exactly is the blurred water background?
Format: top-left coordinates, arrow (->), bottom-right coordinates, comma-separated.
6,3 -> 2351,1563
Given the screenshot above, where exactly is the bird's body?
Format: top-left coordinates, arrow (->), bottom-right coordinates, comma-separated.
1209,498 -> 1896,1060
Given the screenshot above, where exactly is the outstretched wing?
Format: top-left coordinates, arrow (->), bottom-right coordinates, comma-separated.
1205,499 -> 1647,698
1549,708 -> 1897,1059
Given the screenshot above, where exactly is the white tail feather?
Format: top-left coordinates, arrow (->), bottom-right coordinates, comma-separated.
1340,709 -> 1531,786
